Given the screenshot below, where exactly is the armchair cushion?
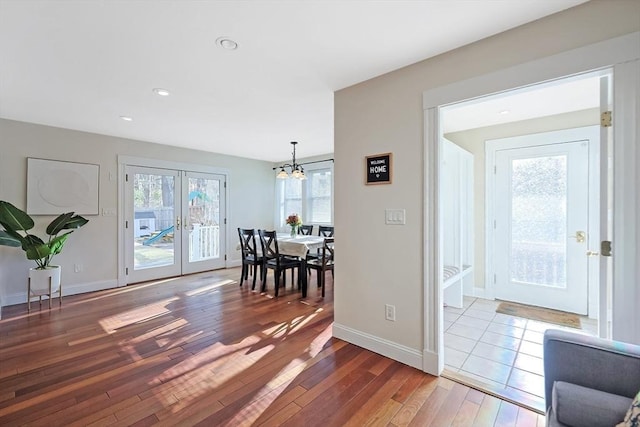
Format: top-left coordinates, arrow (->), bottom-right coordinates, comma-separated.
552,381 -> 631,427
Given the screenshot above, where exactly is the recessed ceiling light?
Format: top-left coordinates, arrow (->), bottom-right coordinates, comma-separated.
499,110 -> 510,115
216,37 -> 238,50
153,88 -> 170,96
120,116 -> 133,122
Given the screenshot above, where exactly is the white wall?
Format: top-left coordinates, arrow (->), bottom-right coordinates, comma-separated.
0,118 -> 275,307
333,0 -> 640,362
445,108 -> 599,289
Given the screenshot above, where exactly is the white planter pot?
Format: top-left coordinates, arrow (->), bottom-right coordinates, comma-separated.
29,265 -> 61,294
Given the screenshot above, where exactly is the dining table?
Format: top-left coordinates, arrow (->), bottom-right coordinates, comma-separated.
270,234 -> 327,298
237,233 -> 327,298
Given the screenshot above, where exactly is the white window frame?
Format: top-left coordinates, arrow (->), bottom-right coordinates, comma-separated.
274,160 -> 334,230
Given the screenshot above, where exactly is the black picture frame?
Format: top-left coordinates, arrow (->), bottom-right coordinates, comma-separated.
365,153 -> 392,185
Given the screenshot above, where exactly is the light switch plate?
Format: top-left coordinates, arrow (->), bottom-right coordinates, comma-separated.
385,209 -> 406,225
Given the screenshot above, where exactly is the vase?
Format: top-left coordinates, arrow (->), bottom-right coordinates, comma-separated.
28,265 -> 62,312
29,265 -> 61,294
290,225 -> 297,237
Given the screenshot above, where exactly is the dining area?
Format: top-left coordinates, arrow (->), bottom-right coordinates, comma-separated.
237,223 -> 335,299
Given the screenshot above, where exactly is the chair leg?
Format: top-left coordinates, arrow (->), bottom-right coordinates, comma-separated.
261,265 -> 268,292
321,269 -> 326,297
274,269 -> 280,297
251,263 -> 258,290
240,264 -> 246,286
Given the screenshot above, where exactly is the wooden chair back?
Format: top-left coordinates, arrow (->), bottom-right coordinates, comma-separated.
299,225 -> 313,235
258,230 -> 280,260
318,226 -> 334,237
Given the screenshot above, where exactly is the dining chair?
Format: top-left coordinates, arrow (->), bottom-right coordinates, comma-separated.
298,225 -> 313,235
318,225 -> 334,237
306,237 -> 334,297
307,225 -> 334,264
238,228 -> 264,290
258,230 -> 304,297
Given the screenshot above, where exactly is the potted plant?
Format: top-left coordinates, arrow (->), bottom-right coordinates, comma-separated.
0,201 -> 89,294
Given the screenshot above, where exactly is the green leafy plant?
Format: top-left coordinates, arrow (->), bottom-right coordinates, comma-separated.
0,201 -> 89,269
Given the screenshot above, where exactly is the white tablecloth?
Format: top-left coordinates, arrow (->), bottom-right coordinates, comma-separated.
236,234 -> 326,258
277,235 -> 325,258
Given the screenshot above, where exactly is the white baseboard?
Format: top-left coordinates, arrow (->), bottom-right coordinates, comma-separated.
472,287 -> 493,300
332,323 -> 423,370
422,349 -> 442,376
4,279 -> 119,306
227,259 -> 242,268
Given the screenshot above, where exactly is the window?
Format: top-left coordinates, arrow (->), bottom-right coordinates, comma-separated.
275,162 -> 333,229
306,168 -> 332,223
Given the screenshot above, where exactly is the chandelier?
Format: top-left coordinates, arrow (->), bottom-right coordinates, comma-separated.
275,141 -> 307,180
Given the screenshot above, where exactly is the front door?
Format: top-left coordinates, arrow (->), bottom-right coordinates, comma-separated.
492,130 -> 596,315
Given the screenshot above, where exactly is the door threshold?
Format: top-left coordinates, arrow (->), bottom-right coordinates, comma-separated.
442,368 -> 545,415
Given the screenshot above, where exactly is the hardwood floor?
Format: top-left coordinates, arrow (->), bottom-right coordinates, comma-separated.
0,267 -> 545,426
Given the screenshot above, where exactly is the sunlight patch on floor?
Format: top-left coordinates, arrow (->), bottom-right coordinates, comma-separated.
184,279 -> 236,296
98,297 -> 179,332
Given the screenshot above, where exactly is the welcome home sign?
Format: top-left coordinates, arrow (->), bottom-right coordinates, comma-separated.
365,153 -> 392,185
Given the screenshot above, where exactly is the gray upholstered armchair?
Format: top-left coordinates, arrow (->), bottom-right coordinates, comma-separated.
543,329 -> 640,427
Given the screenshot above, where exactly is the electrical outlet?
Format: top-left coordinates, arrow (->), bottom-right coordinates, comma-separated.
385,304 -> 396,321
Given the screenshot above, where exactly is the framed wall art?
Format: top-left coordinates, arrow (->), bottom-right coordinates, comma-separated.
365,152 -> 392,185
27,158 -> 99,215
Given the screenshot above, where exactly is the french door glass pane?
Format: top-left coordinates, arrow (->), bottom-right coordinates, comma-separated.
133,173 -> 175,270
188,177 -> 220,262
510,155 -> 567,287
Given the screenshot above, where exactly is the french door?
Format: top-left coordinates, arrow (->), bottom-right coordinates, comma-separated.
125,166 -> 226,284
491,131 -> 596,315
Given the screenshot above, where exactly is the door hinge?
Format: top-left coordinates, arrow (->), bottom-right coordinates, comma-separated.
494,165 -> 497,174
224,254 -> 227,261
125,267 -> 129,275
601,240 -> 612,257
125,220 -> 128,228
125,173 -> 129,182
601,111 -> 612,127
224,181 -> 227,189
224,218 -> 227,225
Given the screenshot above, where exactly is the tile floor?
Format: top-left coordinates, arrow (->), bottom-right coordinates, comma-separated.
443,297 -> 597,409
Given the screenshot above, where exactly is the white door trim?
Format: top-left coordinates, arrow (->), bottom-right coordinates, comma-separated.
422,32 -> 640,376
117,155 -> 230,287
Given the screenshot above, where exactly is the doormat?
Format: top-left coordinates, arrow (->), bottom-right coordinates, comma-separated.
496,301 -> 581,329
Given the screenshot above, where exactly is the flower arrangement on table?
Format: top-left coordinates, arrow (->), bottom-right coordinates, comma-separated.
285,213 -> 303,237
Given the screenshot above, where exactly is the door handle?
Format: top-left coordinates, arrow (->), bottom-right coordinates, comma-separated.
569,231 -> 586,243
586,250 -> 599,256
176,216 -> 181,228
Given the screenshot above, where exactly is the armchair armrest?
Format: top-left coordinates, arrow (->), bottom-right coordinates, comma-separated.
543,329 -> 640,412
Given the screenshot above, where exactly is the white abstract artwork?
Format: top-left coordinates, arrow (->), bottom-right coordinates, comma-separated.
27,158 -> 99,215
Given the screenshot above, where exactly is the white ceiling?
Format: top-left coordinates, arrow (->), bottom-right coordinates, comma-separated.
443,74 -> 601,133
0,0 -> 588,162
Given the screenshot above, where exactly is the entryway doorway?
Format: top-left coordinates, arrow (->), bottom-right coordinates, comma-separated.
438,71 -> 608,412
124,165 -> 227,284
